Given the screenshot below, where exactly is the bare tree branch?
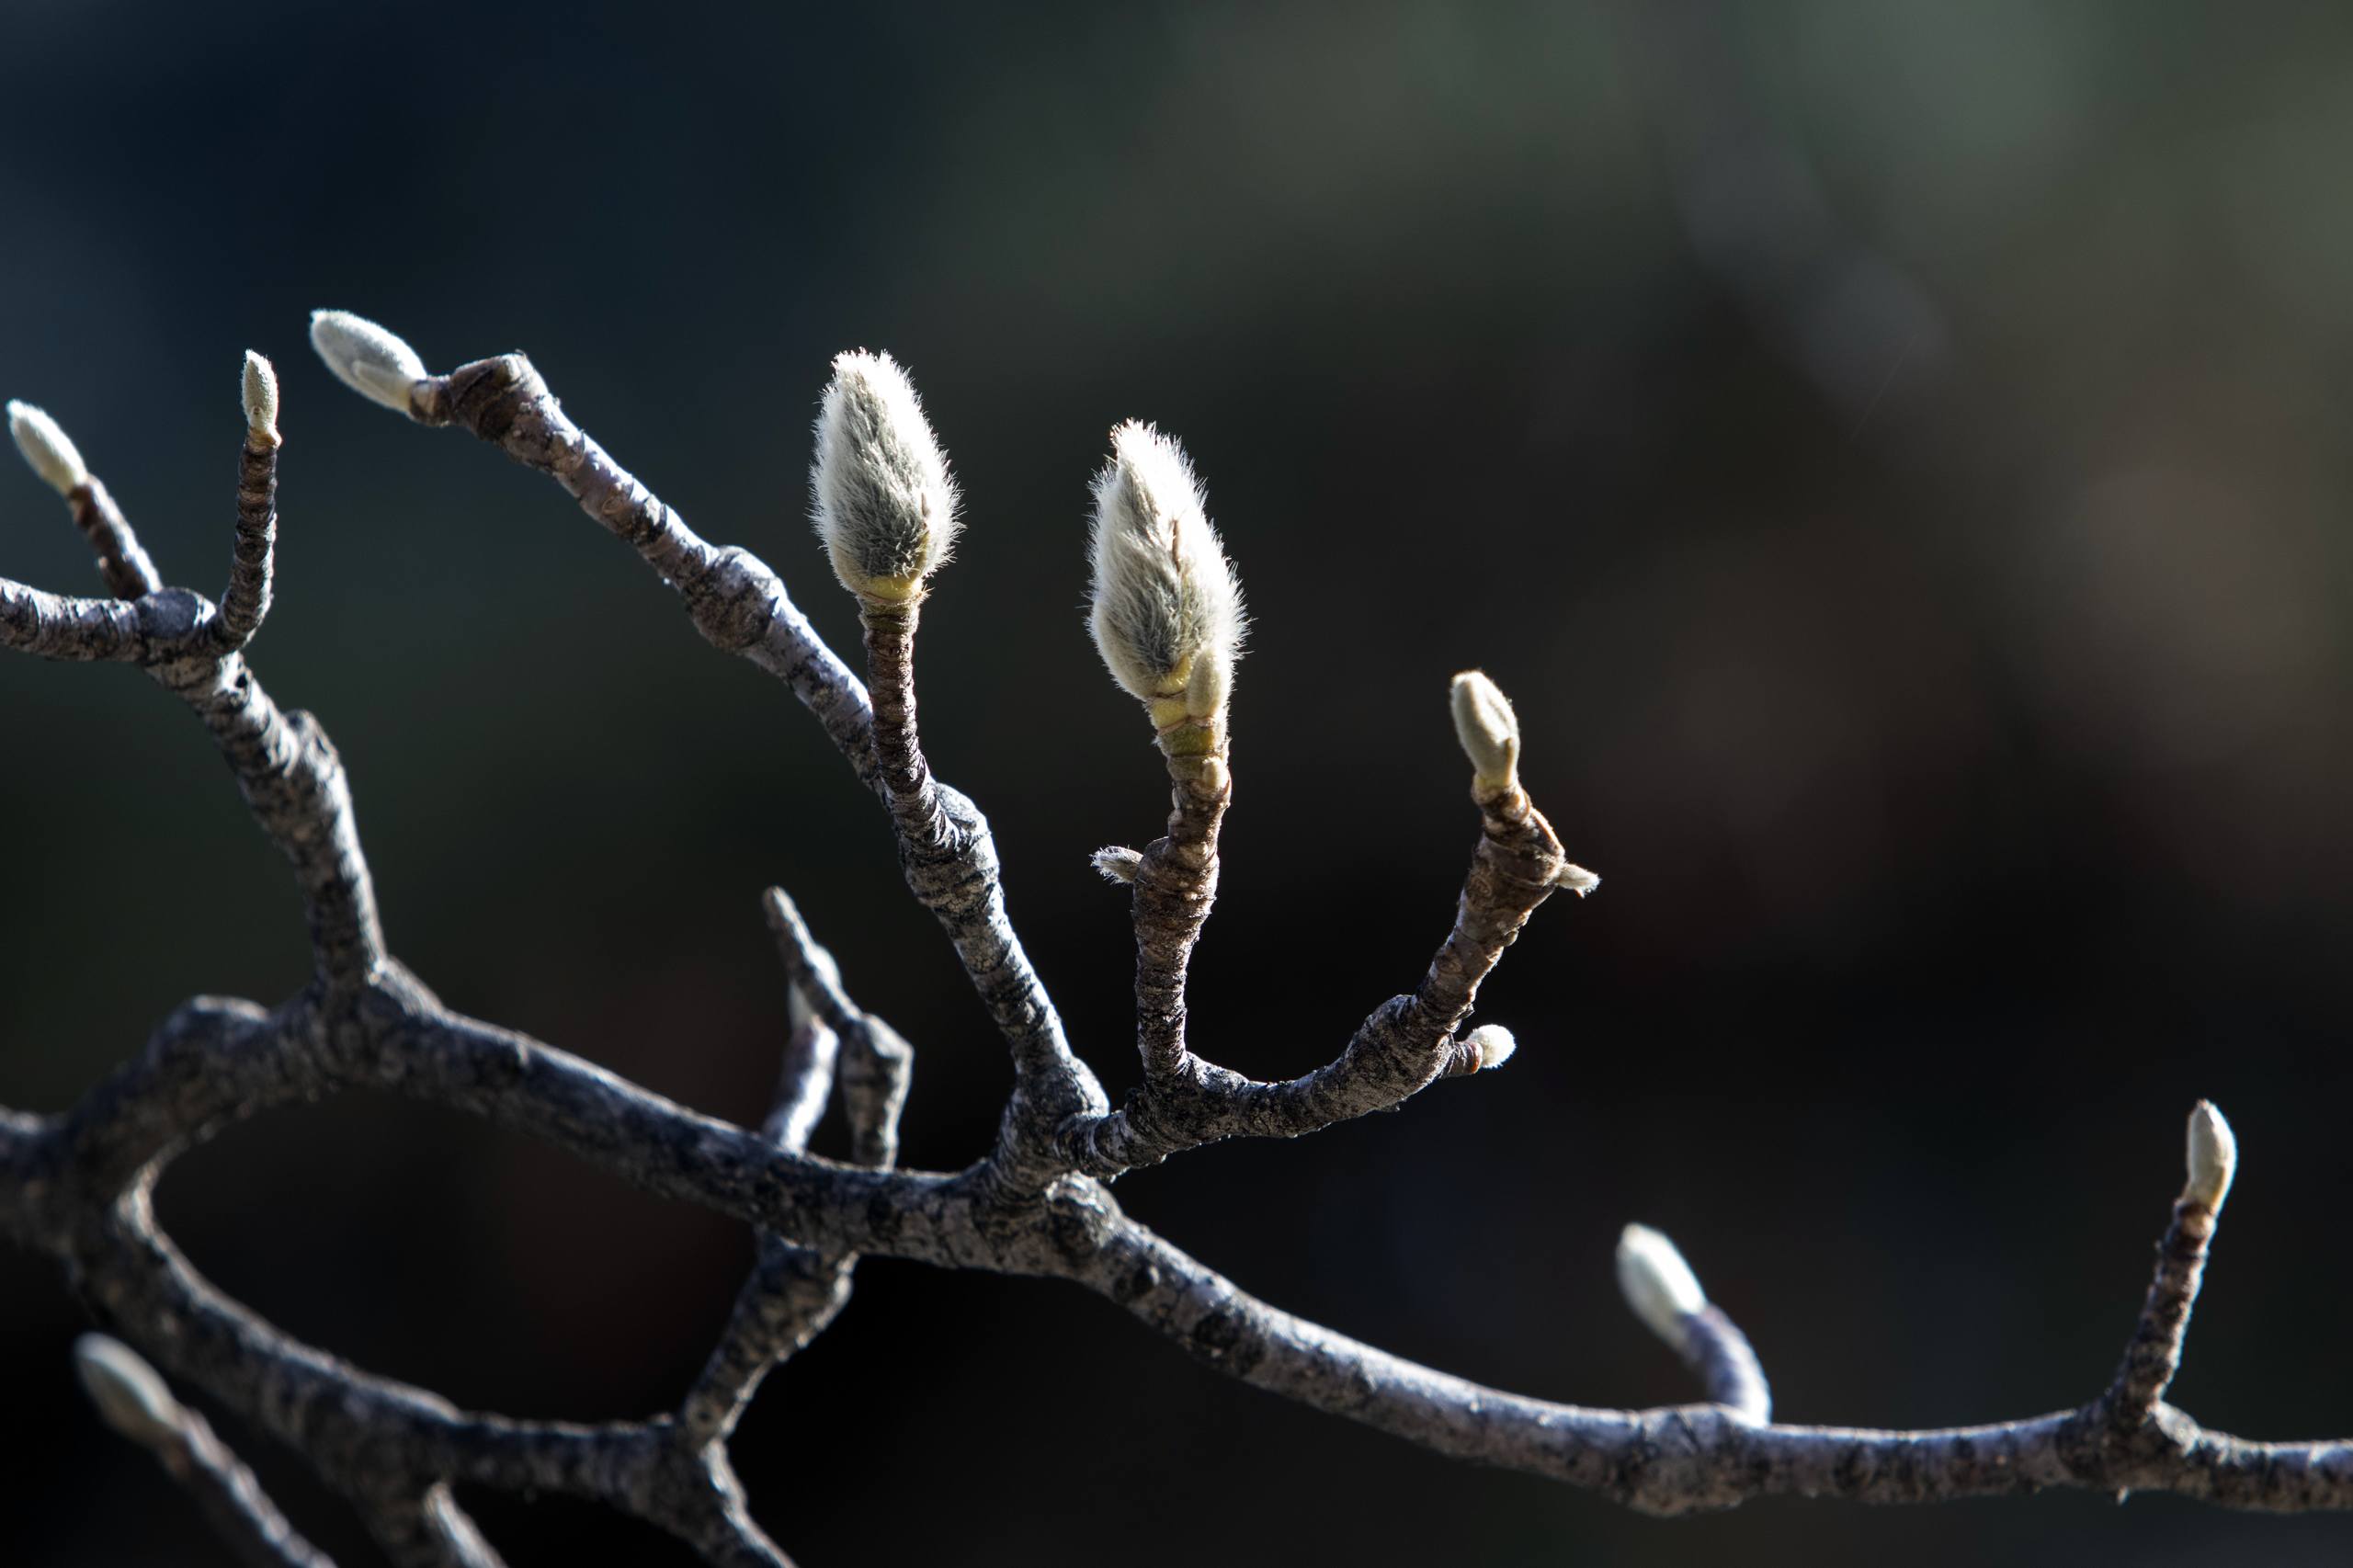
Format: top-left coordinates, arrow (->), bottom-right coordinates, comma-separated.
5,321 -> 2350,1568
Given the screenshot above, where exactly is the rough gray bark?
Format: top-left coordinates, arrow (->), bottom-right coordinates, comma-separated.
4,324 -> 2349,1566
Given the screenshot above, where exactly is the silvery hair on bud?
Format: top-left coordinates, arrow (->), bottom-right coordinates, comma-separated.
309,309 -> 427,415
6,401 -> 88,495
810,350 -> 960,597
1087,421 -> 1245,706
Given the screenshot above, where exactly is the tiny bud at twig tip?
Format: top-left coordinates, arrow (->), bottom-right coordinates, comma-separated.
1617,1223 -> 1708,1350
72,1335 -> 184,1449
242,351 -> 280,446
1449,670 -> 1520,794
811,349 -> 960,602
310,309 -> 428,416
1463,1023 -> 1517,1070
6,401 -> 89,494
2185,1100 -> 2236,1212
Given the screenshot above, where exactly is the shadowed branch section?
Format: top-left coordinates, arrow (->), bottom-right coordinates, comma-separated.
4,322 -> 2351,1568
679,891 -> 915,1449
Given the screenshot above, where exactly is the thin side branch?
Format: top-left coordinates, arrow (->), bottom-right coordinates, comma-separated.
220,412 -> 279,647
1066,779 -> 1576,1176
74,1335 -> 338,1568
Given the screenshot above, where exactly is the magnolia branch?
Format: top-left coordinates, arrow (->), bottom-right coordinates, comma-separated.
1,323 -> 2347,1568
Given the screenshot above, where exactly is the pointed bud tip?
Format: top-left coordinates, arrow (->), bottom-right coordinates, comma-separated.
1449,670 -> 1521,791
1463,1023 -> 1517,1070
242,351 -> 279,443
1087,421 -> 1245,713
72,1335 -> 183,1447
2186,1100 -> 2236,1211
6,400 -> 88,494
810,348 -> 960,600
1616,1222 -> 1707,1348
309,309 -> 427,415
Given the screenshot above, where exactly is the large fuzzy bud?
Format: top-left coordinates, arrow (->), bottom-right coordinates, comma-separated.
309,309 -> 428,415
810,350 -> 960,602
6,401 -> 88,494
1086,421 -> 1245,727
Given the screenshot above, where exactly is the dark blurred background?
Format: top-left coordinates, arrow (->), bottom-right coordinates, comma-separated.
5,1 -> 2352,1562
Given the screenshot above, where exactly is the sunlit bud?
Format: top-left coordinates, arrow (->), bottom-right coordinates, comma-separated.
1555,863 -> 1601,898
1616,1223 -> 1707,1351
810,350 -> 960,602
1449,671 -> 1520,794
2185,1100 -> 2236,1212
242,351 -> 280,446
1086,421 -> 1245,722
1463,1023 -> 1517,1071
1092,845 -> 1143,884
72,1335 -> 183,1449
6,401 -> 87,494
309,309 -> 427,415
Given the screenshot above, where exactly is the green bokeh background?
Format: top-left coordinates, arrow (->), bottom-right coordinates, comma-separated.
4,2 -> 2352,1562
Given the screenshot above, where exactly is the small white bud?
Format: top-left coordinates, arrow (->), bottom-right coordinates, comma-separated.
309,309 -> 427,415
1463,1023 -> 1517,1070
1555,863 -> 1601,898
1092,845 -> 1143,884
1449,671 -> 1521,793
242,351 -> 280,445
1616,1223 -> 1708,1350
6,401 -> 88,494
72,1335 -> 183,1448
1086,421 -> 1245,719
2185,1099 -> 2236,1212
810,350 -> 960,601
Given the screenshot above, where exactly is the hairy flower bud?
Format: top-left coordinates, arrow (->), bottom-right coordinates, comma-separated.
6,401 -> 88,494
309,309 -> 427,415
810,350 -> 960,602
1449,670 -> 1520,794
1462,1023 -> 1517,1070
2185,1099 -> 2235,1213
1086,421 -> 1245,723
72,1334 -> 183,1449
243,351 -> 280,446
1616,1223 -> 1707,1350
